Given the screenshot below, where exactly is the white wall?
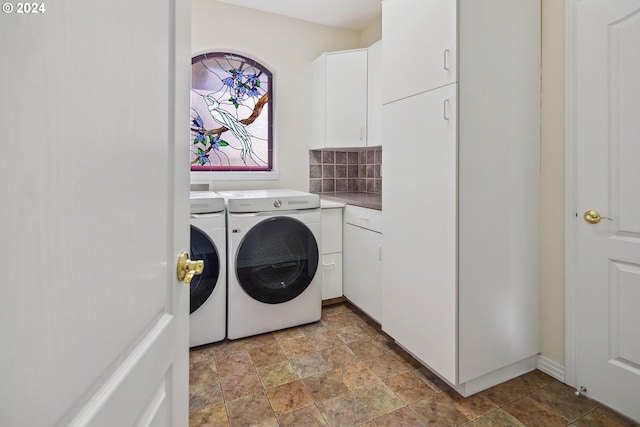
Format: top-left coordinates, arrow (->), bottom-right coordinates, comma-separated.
191,0 -> 378,192
540,0 -> 565,366
361,18 -> 382,47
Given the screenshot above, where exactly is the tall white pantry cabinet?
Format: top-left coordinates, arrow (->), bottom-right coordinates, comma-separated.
381,0 -> 541,396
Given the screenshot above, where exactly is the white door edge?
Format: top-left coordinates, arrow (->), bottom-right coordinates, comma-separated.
564,0 -> 578,389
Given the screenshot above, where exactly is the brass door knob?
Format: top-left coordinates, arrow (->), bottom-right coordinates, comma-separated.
583,210 -> 613,224
177,252 -> 204,283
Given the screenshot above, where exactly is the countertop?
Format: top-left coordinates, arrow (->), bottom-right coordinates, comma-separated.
319,192 -> 382,211
320,199 -> 345,209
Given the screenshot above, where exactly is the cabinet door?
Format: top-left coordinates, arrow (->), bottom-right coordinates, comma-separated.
367,41 -> 383,147
321,253 -> 343,300
321,208 -> 343,254
382,0 -> 457,104
321,207 -> 344,300
381,83 -> 458,384
325,50 -> 368,148
344,224 -> 382,322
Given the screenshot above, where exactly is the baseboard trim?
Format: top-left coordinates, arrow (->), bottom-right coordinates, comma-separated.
537,355 -> 565,382
452,355 -> 539,397
322,296 -> 347,306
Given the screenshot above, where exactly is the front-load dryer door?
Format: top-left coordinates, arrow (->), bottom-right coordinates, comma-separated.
236,217 -> 319,304
190,225 -> 221,314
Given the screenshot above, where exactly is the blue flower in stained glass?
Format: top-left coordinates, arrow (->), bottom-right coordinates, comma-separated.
233,81 -> 247,96
210,135 -> 222,150
192,115 -> 206,144
195,149 -> 210,165
230,68 -> 244,80
229,95 -> 242,107
195,131 -> 206,144
222,76 -> 235,87
247,86 -> 260,97
246,74 -> 259,85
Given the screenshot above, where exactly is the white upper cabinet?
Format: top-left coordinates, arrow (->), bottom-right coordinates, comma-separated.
382,0 -> 456,104
367,41 -> 383,148
326,50 -> 368,148
312,49 -> 368,148
312,43 -> 383,149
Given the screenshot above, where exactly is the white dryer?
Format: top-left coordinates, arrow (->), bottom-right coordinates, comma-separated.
219,189 -> 322,340
189,191 -> 226,347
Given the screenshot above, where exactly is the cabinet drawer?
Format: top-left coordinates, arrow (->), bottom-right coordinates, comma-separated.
344,205 -> 383,233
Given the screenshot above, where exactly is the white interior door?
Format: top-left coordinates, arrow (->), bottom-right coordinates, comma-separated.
0,1 -> 191,425
571,0 -> 640,422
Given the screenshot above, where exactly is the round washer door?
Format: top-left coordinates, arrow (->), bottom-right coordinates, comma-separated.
236,216 -> 319,304
190,225 -> 221,314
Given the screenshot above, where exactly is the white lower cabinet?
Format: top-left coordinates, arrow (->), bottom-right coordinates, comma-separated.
320,253 -> 343,300
320,206 -> 343,300
343,205 -> 382,322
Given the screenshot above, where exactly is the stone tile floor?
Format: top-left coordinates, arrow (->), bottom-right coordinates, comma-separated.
189,302 -> 639,427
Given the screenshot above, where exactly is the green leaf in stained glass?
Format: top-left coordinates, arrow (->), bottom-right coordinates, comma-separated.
219,141 -> 229,147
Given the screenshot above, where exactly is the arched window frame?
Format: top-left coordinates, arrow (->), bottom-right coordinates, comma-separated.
190,52 -> 273,172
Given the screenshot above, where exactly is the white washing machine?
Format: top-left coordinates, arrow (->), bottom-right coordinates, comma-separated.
189,191 -> 226,347
219,189 -> 322,340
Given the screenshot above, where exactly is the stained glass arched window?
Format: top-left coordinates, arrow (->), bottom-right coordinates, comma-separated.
190,52 -> 273,171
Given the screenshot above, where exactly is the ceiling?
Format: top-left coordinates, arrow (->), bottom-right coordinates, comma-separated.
215,0 -> 382,31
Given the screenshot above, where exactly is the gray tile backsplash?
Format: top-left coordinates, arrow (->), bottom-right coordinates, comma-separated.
309,146 -> 382,195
